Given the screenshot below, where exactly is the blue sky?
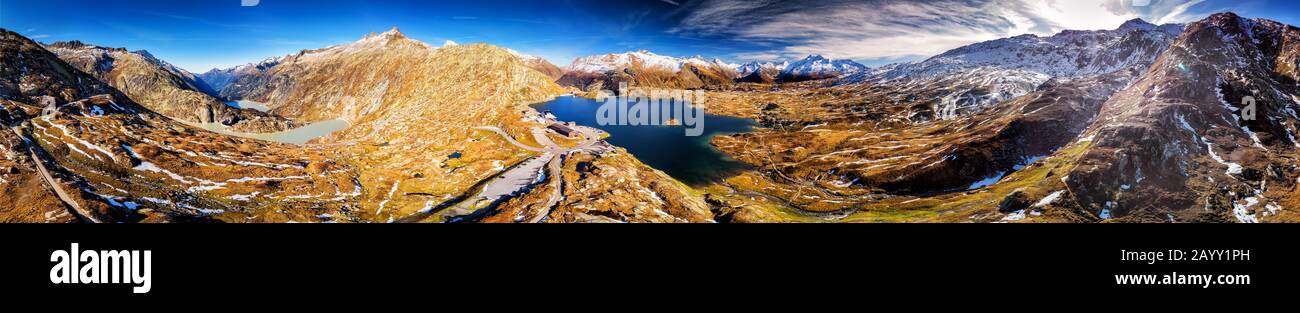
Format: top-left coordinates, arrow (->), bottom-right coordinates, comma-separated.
2,0 -> 1298,72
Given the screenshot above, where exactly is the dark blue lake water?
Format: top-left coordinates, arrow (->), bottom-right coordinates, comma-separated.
532,96 -> 755,186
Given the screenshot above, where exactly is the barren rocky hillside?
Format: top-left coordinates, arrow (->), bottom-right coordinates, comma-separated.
703,13 -> 1300,223
2,27 -> 712,223
45,41 -> 298,133
1,29 -> 353,222
1064,12 -> 1300,222
6,12 -> 1298,224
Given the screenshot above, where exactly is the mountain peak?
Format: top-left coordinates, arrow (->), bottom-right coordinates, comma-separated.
1192,11 -> 1255,33
47,40 -> 93,49
382,27 -> 405,37
780,55 -> 867,82
361,27 -> 406,41
1122,18 -> 1151,26
1206,11 -> 1243,21
1118,18 -> 1156,32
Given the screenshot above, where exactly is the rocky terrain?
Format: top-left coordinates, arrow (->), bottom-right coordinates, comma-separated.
45,41 -> 298,133
1,29 -> 353,222
1063,13 -> 1300,223
198,57 -> 282,99
702,14 -> 1300,223
508,49 -> 566,80
844,18 -> 1184,120
1,27 -> 711,223
4,13 -> 1299,224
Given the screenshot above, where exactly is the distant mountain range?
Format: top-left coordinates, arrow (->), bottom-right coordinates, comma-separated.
557,50 -> 740,93
44,41 -> 297,132
3,12 -> 1299,223
840,18 -> 1185,121
778,55 -> 868,82
557,50 -> 867,91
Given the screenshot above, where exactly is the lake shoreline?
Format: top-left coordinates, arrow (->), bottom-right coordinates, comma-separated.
531,95 -> 756,186
181,119 -> 351,145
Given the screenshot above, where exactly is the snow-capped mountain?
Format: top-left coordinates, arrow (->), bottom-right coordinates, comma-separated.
564,50 -> 730,74
734,61 -> 788,83
836,18 -> 1184,120
559,50 -> 739,91
199,56 -> 283,95
777,55 -> 867,82
862,18 -> 1183,83
737,61 -> 788,77
700,57 -> 741,74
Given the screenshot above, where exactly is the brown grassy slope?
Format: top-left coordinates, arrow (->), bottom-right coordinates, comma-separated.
523,58 -> 566,80
215,33 -> 566,221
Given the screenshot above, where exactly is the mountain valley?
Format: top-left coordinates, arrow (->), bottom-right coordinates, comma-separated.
3,12 -> 1300,223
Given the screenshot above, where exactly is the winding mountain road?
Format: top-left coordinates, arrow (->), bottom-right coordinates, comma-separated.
430,124 -> 605,223
473,126 -> 545,152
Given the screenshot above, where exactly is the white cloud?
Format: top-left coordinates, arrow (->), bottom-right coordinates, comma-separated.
672,0 -> 1210,62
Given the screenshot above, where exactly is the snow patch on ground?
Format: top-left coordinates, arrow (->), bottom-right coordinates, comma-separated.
418,200 -> 435,214
1265,203 -> 1282,216
49,122 -> 116,161
1034,190 -> 1065,207
830,177 -> 859,188
968,171 -> 1006,190
1233,196 -> 1260,223
225,175 -> 309,183
228,192 -> 261,202
1203,138 -> 1242,175
1175,114 -> 1199,142
66,144 -> 96,160
376,181 -> 401,215
1000,210 -> 1026,222
135,162 -> 192,184
1012,155 -> 1048,171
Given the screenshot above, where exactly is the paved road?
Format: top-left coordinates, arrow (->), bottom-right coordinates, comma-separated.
437,151 -> 555,220
433,124 -> 607,223
525,154 -> 565,223
531,127 -> 559,150
473,126 -> 544,152
10,125 -> 101,223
